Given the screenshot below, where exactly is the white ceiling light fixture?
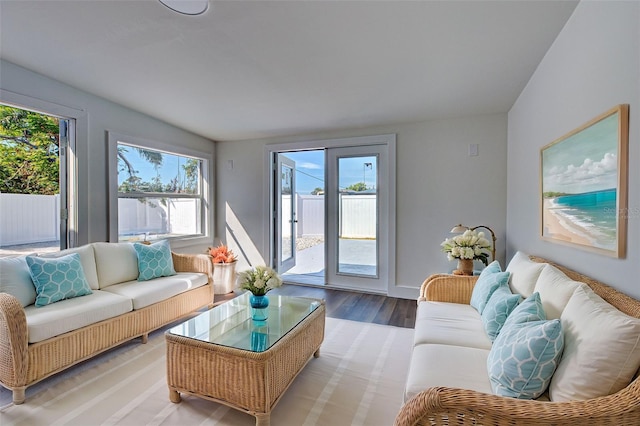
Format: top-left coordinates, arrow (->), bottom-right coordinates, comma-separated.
158,0 -> 209,16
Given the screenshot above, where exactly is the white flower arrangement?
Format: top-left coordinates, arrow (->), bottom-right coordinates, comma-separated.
238,265 -> 283,296
441,229 -> 491,265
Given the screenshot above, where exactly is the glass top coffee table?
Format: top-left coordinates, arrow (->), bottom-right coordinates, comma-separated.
165,292 -> 325,426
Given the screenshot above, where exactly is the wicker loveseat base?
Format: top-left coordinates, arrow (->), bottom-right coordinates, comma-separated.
395,256 -> 640,426
0,251 -> 213,404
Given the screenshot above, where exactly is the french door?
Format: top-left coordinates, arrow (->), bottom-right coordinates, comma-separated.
326,145 -> 388,293
271,138 -> 392,295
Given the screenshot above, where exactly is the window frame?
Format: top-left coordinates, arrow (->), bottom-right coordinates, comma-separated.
107,131 -> 212,248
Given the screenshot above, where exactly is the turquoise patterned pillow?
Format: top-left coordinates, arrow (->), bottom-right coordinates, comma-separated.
133,240 -> 176,281
481,285 -> 521,341
26,253 -> 93,307
487,319 -> 564,399
504,292 -> 546,330
470,263 -> 510,313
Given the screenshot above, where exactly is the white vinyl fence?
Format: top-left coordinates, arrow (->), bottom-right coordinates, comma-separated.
295,193 -> 376,239
297,194 -> 324,237
1,193 -> 376,247
118,198 -> 199,238
0,193 -> 60,246
0,194 -> 199,247
339,194 -> 376,239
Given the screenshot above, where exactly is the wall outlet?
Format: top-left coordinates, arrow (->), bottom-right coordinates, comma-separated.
469,144 -> 479,156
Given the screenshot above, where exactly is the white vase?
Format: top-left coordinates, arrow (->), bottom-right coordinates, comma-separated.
212,262 -> 237,294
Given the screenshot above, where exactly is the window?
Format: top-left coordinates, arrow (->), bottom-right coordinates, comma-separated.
108,132 -> 211,244
0,89 -> 86,251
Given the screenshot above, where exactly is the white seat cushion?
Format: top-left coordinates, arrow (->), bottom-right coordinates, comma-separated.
414,301 -> 492,349
506,251 -> 546,297
25,290 -> 132,343
404,343 -> 492,402
92,242 -> 139,288
101,272 -> 207,310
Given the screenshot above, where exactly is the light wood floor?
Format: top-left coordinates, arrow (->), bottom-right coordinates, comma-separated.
217,284 -> 416,329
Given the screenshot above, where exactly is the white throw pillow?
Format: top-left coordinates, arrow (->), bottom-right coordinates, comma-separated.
505,251 -> 546,297
0,255 -> 37,307
549,285 -> 640,401
533,265 -> 583,319
92,242 -> 139,288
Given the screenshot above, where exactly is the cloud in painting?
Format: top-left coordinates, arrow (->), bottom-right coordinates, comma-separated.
545,152 -> 617,193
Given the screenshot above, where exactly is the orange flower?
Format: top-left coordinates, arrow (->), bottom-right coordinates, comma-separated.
208,244 -> 237,264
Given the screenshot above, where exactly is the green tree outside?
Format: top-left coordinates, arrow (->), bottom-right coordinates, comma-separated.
0,105 -> 60,194
1,104 -> 199,197
345,182 -> 367,192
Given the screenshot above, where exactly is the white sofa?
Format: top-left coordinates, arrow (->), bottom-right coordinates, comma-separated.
0,242 -> 213,404
396,252 -> 640,425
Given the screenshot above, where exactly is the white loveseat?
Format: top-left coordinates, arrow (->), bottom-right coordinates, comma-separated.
0,242 -> 213,404
396,252 -> 640,425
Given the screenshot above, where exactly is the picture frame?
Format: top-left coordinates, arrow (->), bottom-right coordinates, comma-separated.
540,104 -> 629,258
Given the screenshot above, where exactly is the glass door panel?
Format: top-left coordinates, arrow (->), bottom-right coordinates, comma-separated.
276,154 -> 296,273
337,155 -> 378,277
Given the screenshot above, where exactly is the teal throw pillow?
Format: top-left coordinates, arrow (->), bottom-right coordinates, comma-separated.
133,240 -> 176,281
504,292 -> 546,330
481,285 -> 521,341
470,262 -> 510,313
26,253 -> 93,307
483,260 -> 502,275
487,319 -> 564,399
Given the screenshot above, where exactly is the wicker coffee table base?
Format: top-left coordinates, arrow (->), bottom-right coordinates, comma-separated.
165,304 -> 325,426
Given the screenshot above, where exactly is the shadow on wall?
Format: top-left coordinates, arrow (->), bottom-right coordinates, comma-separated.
224,202 -> 265,272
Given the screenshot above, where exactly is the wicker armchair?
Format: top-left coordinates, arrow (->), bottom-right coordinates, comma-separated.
395,257 -> 640,426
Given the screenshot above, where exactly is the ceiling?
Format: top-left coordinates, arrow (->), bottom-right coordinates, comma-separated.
0,1 -> 578,142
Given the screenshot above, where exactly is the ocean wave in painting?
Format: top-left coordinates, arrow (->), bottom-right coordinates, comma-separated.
549,188 -> 617,249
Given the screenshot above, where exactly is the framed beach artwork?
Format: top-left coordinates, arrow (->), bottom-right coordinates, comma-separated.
540,104 -> 629,257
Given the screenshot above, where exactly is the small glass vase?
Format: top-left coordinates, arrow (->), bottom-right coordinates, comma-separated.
249,294 -> 269,322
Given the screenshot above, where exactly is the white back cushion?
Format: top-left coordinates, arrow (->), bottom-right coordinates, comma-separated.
505,251 -> 546,297
39,245 -> 100,290
0,255 -> 37,307
549,285 -> 640,401
92,243 -> 139,288
533,264 -> 583,319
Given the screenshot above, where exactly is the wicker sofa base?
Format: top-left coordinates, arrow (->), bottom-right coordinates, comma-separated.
394,256 -> 640,426
0,252 -> 214,404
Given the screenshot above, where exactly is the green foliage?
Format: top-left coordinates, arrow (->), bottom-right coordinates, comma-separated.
117,145 -> 200,195
345,182 -> 367,192
0,105 -> 59,194
182,158 -> 200,194
311,187 -> 323,195
543,191 -> 569,198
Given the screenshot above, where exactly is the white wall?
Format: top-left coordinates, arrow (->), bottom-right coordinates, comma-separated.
507,2 -> 640,298
0,60 -> 215,253
216,114 -> 507,298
